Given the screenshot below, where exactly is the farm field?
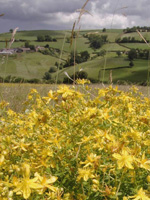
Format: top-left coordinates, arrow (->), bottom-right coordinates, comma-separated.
121,43 -> 150,50
0,29 -> 150,84
54,56 -> 150,84
120,31 -> 150,40
101,43 -> 129,51
0,53 -> 59,79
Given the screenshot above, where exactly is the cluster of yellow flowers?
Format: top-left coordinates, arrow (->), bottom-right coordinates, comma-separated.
0,85 -> 150,200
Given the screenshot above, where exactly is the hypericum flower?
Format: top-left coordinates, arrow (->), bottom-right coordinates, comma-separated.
57,85 -> 75,98
76,79 -> 90,85
137,152 -> 150,171
123,197 -> 129,200
129,188 -> 150,200
113,148 -> 134,169
34,172 -> 58,193
147,175 -> 150,182
13,164 -> 42,199
0,155 -> 4,166
42,90 -> 57,104
77,168 -> 95,181
80,153 -> 100,168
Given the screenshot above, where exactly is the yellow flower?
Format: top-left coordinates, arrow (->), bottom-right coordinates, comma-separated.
77,168 -> 95,181
113,149 -> 134,169
13,164 -> 42,199
147,175 -> 150,182
42,90 -> 57,104
123,197 -> 129,200
0,155 -> 4,166
80,153 -> 100,168
34,172 -> 58,192
137,152 -> 150,171
57,85 -> 74,98
76,79 -> 90,85
129,188 -> 150,200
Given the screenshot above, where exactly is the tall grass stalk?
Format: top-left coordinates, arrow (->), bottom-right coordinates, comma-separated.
2,27 -> 19,83
102,2 -> 127,85
69,0 -> 91,84
137,29 -> 150,95
55,32 -> 67,86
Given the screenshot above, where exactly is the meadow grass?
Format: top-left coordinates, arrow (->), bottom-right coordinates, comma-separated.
0,83 -> 150,112
0,83 -> 56,112
0,52 -> 59,79
101,43 -> 129,51
122,43 -> 150,50
0,30 -> 66,40
54,54 -> 149,83
120,31 -> 150,41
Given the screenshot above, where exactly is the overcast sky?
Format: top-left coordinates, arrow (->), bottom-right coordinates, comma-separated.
0,0 -> 150,33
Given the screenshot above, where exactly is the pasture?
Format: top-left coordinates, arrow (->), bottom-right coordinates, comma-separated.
0,29 -> 150,84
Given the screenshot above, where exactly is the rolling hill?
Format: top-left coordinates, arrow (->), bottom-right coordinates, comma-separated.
0,29 -> 149,84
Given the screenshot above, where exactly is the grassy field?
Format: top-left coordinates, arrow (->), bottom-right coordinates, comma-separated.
0,83 -> 150,112
0,52 -> 59,79
120,31 -> 150,41
0,29 -> 150,83
120,43 -> 150,50
101,43 -> 129,51
54,54 -> 150,84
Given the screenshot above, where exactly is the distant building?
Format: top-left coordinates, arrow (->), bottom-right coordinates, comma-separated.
16,48 -> 23,53
35,46 -> 45,52
0,47 -> 31,54
19,47 -> 31,52
0,49 -> 14,55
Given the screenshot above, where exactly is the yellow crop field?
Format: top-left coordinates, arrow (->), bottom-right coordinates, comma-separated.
0,83 -> 150,199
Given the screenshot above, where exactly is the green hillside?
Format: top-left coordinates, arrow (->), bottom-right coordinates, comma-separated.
0,29 -> 149,84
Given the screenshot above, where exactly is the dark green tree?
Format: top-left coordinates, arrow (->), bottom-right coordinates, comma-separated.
45,44 -> 50,48
43,72 -> 52,80
75,71 -> 88,79
49,66 -> 57,73
29,45 -> 35,51
45,35 -> 52,41
102,28 -> 106,32
116,51 -> 121,57
37,35 -> 45,42
88,35 -> 108,49
25,41 -> 30,48
98,49 -> 106,57
128,49 -> 137,60
80,51 -> 90,62
9,29 -> 13,33
129,61 -> 134,67
55,62 -> 59,68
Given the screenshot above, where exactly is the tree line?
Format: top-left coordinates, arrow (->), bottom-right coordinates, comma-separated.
128,49 -> 150,60
116,37 -> 149,43
37,35 -> 57,42
123,26 -> 150,33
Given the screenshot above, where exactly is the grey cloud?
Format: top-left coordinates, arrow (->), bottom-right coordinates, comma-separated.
0,0 -> 149,33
